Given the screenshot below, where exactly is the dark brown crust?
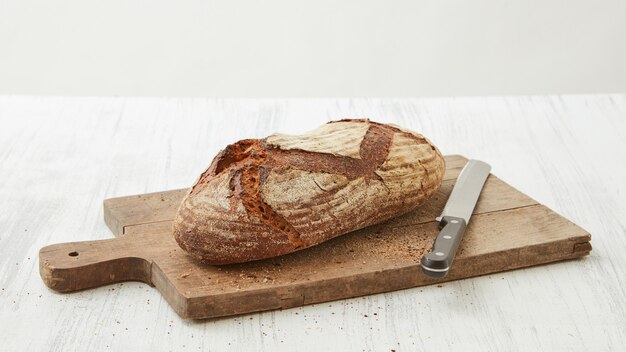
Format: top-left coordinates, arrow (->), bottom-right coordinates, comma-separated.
191,121 -> 404,242
188,139 -> 257,197
233,162 -> 305,249
186,139 -> 306,250
174,119 -> 442,264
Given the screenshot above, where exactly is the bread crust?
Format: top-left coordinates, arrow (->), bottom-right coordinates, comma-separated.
173,119 -> 445,264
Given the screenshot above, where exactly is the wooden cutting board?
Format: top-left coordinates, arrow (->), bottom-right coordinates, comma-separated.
39,155 -> 591,319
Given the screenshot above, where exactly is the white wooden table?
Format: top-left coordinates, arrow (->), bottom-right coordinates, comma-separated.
1,95 -> 625,351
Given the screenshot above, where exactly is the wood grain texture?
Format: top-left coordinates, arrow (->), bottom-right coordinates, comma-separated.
40,155 -> 590,319
1,95 -> 625,351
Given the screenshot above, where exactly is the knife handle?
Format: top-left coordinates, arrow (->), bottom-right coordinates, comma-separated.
421,216 -> 467,278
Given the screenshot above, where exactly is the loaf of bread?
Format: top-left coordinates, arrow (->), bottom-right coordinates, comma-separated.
173,119 -> 445,264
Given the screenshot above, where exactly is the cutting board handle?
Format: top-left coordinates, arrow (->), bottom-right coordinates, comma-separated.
39,237 -> 153,292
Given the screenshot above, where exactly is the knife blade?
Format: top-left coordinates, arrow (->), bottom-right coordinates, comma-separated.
421,159 -> 491,278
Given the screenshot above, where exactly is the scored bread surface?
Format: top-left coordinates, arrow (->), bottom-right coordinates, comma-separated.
173,119 -> 445,264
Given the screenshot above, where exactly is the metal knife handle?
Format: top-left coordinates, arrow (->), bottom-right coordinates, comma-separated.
420,216 -> 467,278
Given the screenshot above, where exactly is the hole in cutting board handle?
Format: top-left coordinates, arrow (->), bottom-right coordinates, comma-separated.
68,251 -> 79,257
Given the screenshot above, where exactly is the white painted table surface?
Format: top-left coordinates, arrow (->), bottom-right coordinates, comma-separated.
1,95 -> 625,351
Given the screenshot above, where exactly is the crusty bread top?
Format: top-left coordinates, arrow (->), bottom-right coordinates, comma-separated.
265,120 -> 370,158
174,119 -> 445,264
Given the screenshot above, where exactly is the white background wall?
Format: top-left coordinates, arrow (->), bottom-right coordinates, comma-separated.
1,0 -> 625,97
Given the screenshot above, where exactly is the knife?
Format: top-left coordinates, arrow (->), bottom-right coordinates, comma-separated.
421,159 -> 491,278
